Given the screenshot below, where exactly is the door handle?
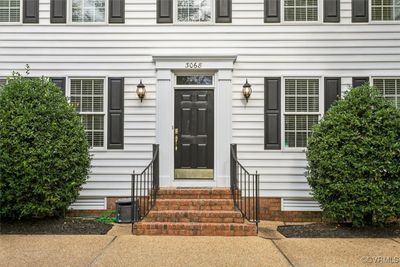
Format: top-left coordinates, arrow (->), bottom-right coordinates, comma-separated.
174,128 -> 179,151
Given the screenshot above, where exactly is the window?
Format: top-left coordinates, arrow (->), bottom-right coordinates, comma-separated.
176,75 -> 213,85
284,79 -> 321,148
71,0 -> 106,23
0,78 -> 6,87
0,0 -> 20,23
373,78 -> 400,108
70,79 -> 105,148
371,0 -> 400,21
177,0 -> 212,23
284,0 -> 319,21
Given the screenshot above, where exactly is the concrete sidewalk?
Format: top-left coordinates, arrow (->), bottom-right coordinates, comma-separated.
1,223 -> 399,267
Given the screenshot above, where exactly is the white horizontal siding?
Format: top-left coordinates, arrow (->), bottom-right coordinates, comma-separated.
0,0 -> 399,210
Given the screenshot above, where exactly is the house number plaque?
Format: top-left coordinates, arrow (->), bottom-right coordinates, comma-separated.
185,62 -> 202,69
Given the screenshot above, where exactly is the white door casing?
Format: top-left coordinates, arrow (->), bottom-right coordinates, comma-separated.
153,56 -> 236,188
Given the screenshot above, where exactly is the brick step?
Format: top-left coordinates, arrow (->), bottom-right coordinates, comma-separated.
133,222 -> 257,236
153,199 -> 235,211
143,210 -> 244,223
157,188 -> 232,199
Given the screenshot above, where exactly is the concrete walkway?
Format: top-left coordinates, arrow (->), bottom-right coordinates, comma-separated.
1,224 -> 399,267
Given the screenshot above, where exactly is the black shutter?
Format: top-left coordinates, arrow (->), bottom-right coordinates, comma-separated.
157,0 -> 173,23
51,77 -> 66,95
50,0 -> 67,23
324,0 -> 340,22
108,78 -> 124,149
216,0 -> 232,23
23,0 -> 39,23
324,77 -> 341,112
352,77 -> 370,87
352,0 -> 368,22
264,0 -> 280,23
264,77 -> 281,150
109,0 -> 125,23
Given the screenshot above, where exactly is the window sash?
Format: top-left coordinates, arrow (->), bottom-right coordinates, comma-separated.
283,78 -> 322,149
0,0 -> 21,23
373,78 -> 400,108
176,0 -> 213,23
371,0 -> 400,21
69,78 -> 106,148
283,0 -> 319,22
71,0 -> 107,23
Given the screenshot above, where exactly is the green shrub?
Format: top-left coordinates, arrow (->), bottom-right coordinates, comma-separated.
0,73 -> 91,219
307,84 -> 400,226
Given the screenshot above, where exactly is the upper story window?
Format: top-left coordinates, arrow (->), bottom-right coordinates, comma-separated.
284,0 -> 318,22
284,79 -> 321,148
371,0 -> 400,21
71,0 -> 106,23
177,0 -> 212,23
0,0 -> 20,23
70,78 -> 106,148
373,78 -> 400,108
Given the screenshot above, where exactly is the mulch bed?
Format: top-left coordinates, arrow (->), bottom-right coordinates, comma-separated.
278,223 -> 400,238
1,217 -> 113,235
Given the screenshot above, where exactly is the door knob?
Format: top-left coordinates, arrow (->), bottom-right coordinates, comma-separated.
174,128 -> 179,151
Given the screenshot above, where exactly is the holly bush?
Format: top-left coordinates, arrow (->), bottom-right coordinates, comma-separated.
307,84 -> 400,226
0,73 -> 90,219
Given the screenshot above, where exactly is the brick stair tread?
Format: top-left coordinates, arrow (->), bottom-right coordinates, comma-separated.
157,188 -> 231,199
143,210 -> 244,223
134,222 -> 257,236
146,210 -> 242,216
155,199 -> 234,204
153,199 -> 235,210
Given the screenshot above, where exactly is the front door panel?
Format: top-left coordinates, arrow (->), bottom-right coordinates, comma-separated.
174,90 -> 214,179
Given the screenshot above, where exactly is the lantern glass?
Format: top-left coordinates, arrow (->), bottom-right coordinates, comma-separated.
136,80 -> 146,102
242,79 -> 252,102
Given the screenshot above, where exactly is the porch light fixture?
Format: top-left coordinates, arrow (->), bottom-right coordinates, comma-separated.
136,80 -> 146,102
242,79 -> 252,102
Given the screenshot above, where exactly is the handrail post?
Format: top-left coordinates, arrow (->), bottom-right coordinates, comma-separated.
131,171 -> 135,233
256,171 -> 260,233
230,144 -> 237,191
153,144 -> 159,191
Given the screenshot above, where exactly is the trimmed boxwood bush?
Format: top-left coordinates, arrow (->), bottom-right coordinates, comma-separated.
0,73 -> 90,219
307,84 -> 400,226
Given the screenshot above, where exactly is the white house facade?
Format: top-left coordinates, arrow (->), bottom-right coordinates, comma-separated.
0,0 -> 399,221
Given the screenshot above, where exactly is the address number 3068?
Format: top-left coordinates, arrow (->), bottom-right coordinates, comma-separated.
185,62 -> 202,69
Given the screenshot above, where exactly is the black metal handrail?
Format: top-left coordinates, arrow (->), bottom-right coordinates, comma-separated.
230,144 -> 260,231
131,144 -> 159,231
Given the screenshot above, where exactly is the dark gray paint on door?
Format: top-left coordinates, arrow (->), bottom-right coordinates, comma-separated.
174,90 -> 214,170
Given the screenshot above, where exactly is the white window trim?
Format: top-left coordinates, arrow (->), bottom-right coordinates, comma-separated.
174,0 -> 215,25
67,77 -> 108,151
281,0 -> 323,24
281,76 -> 324,151
68,0 -> 109,25
369,0 -> 400,24
0,0 -> 22,25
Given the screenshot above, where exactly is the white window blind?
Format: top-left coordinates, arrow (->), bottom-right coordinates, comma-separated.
70,79 -> 105,148
177,0 -> 212,22
373,78 -> 400,108
284,0 -> 318,21
372,0 -> 400,21
72,0 -> 106,23
284,79 -> 320,148
0,0 -> 20,23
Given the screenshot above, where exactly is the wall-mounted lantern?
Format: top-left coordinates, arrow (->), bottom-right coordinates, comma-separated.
136,80 -> 146,102
242,79 -> 252,103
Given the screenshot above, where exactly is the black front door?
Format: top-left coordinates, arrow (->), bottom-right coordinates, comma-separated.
174,90 -> 214,179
